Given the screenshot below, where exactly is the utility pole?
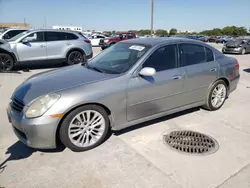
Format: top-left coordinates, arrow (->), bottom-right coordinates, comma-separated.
44,16 -> 47,29
151,0 -> 154,36
24,18 -> 26,27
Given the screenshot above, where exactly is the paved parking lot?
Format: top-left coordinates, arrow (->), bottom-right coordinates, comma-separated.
0,45 -> 250,188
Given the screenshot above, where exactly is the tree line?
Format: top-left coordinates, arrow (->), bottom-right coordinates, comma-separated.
103,26 -> 249,36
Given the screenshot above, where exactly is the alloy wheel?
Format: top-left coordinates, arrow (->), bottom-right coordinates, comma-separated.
0,54 -> 13,71
68,110 -> 105,147
211,84 -> 226,108
68,51 -> 83,64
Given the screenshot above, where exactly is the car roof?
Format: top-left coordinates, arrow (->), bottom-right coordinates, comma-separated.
5,28 -> 29,30
121,37 -> 206,47
29,29 -> 81,34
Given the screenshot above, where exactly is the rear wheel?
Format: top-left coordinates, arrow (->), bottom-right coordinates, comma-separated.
0,53 -> 14,71
203,80 -> 228,111
67,51 -> 84,65
59,105 -> 110,152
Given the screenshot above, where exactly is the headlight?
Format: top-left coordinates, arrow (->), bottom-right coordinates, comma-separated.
25,93 -> 60,118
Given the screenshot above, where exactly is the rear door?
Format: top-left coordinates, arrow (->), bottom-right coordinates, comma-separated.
179,43 -> 219,105
45,31 -> 78,60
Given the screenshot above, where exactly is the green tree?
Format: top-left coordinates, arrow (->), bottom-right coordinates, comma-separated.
155,29 -> 168,36
138,29 -> 151,35
169,28 -> 177,35
112,30 -> 116,34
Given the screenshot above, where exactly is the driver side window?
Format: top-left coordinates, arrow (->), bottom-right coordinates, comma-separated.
23,32 -> 45,42
142,44 -> 178,72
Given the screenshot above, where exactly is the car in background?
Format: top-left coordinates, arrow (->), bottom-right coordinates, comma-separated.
7,37 -> 240,152
90,34 -> 106,46
0,29 -> 92,71
208,36 -> 217,43
199,36 -> 209,42
216,36 -> 233,44
99,32 -> 136,50
0,28 -> 28,40
222,38 -> 250,54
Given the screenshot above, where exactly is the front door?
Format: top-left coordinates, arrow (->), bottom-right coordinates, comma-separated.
16,32 -> 47,62
179,43 -> 219,105
127,44 -> 185,121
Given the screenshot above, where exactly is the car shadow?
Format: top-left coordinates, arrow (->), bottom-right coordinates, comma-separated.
0,141 -> 65,172
113,107 -> 200,136
14,61 -> 67,71
243,68 -> 250,73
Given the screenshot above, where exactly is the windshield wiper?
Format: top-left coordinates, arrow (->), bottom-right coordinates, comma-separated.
83,63 -> 104,73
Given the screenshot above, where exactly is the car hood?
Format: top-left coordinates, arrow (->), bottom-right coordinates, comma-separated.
14,65 -> 118,104
226,40 -> 242,47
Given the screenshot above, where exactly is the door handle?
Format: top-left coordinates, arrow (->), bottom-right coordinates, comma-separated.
210,68 -> 217,72
40,45 -> 46,48
172,75 -> 182,80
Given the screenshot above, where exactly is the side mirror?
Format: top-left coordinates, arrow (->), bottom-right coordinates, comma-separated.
139,67 -> 156,77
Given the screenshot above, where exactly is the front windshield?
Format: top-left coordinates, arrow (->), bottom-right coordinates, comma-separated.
86,43 -> 150,74
7,30 -> 31,41
110,34 -> 120,38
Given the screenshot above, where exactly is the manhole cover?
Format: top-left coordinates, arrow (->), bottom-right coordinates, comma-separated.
163,130 -> 219,155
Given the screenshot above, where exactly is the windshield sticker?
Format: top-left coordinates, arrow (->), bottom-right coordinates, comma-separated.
129,45 -> 145,51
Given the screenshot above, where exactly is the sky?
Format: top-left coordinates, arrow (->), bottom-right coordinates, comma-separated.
0,0 -> 249,32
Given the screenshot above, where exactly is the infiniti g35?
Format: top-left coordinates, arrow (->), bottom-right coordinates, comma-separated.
7,38 -> 240,152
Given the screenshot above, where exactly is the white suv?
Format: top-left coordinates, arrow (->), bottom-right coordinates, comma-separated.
0,29 -> 93,71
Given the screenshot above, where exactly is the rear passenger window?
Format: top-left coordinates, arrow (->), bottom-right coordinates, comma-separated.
128,34 -> 134,39
46,32 -> 61,41
205,47 -> 214,62
180,44 -> 206,66
60,33 -> 78,40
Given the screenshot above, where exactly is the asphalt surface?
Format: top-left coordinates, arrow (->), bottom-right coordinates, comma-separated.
0,44 -> 250,188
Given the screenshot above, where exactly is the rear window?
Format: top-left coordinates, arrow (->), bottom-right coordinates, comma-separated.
205,47 -> 214,62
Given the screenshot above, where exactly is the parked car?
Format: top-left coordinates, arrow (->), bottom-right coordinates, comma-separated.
208,36 -> 217,43
222,39 -> 250,54
0,29 -> 92,71
0,28 -> 28,40
216,36 -> 233,44
199,36 -> 209,42
90,34 -> 106,46
7,38 -> 240,152
99,32 -> 136,50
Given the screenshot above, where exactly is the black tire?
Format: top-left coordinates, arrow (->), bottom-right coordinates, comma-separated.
241,48 -> 246,55
59,105 -> 110,152
203,80 -> 228,111
0,53 -> 14,71
67,51 -> 85,65
101,46 -> 107,50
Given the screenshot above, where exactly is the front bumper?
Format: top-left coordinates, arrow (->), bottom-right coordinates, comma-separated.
230,74 -> 240,93
7,105 -> 59,149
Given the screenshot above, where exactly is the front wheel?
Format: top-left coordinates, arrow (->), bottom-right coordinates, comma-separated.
241,48 -> 246,55
59,105 -> 110,152
203,80 -> 228,111
0,53 -> 14,71
101,46 -> 107,50
67,51 -> 84,65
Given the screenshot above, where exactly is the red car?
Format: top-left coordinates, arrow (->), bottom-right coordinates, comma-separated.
99,32 -> 136,50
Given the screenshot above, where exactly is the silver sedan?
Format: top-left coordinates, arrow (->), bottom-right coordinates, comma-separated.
7,38 -> 240,152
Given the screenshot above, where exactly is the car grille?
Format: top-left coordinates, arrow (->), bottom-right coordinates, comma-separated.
226,46 -> 236,49
11,96 -> 25,112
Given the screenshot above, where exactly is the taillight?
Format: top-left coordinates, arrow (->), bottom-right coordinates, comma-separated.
235,58 -> 239,69
84,39 -> 91,43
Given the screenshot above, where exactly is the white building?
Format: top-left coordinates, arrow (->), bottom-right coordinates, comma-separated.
52,26 -> 82,32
